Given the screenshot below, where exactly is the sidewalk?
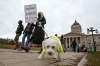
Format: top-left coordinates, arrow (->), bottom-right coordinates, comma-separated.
0,49 -> 85,66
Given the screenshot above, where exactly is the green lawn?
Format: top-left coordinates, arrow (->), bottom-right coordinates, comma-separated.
86,51 -> 100,66
0,43 -> 41,51
0,44 -> 9,49
31,48 -> 41,51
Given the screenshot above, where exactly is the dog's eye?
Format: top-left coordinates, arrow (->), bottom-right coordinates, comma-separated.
52,46 -> 55,49
47,45 -> 50,48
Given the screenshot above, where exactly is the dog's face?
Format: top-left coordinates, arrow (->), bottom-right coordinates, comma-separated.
38,36 -> 64,59
43,38 -> 58,57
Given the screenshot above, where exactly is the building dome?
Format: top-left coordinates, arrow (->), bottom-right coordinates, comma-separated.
71,20 -> 82,33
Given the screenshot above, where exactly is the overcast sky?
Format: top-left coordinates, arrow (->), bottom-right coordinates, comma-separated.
0,0 -> 100,40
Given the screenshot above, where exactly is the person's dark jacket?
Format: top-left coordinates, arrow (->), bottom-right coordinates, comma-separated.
71,40 -> 77,48
16,24 -> 24,34
60,35 -> 64,44
31,15 -> 46,44
37,16 -> 46,28
23,23 -> 34,34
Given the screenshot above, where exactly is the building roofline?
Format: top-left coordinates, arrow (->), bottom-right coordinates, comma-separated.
86,33 -> 100,36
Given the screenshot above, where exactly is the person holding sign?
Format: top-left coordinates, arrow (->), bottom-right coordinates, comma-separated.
30,12 -> 46,47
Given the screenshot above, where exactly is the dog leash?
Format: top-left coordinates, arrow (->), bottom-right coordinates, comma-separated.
41,26 -> 49,38
38,22 -> 49,39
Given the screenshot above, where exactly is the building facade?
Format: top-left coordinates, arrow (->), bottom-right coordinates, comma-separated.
63,20 -> 100,50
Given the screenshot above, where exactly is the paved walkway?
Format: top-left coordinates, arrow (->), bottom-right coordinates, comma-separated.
0,49 -> 85,66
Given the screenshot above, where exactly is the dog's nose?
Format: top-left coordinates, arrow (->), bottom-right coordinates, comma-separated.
48,52 -> 52,55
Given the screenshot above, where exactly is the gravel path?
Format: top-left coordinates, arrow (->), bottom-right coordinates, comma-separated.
0,49 -> 85,66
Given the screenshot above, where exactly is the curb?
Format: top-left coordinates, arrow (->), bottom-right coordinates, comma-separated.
78,53 -> 87,66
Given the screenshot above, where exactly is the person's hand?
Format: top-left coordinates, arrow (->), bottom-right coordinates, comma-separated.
38,22 -> 42,27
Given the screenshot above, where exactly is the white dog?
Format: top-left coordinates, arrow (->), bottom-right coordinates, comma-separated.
38,36 -> 64,60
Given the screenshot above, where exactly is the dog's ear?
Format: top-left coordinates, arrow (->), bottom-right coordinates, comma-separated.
57,44 -> 64,54
51,36 -> 64,53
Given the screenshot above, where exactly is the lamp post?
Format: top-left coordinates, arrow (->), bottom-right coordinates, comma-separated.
87,27 -> 98,52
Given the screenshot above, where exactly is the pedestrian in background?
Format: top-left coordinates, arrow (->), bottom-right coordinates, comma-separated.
14,20 -> 24,49
71,40 -> 77,52
76,43 -> 80,53
60,35 -> 66,52
21,23 -> 34,51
